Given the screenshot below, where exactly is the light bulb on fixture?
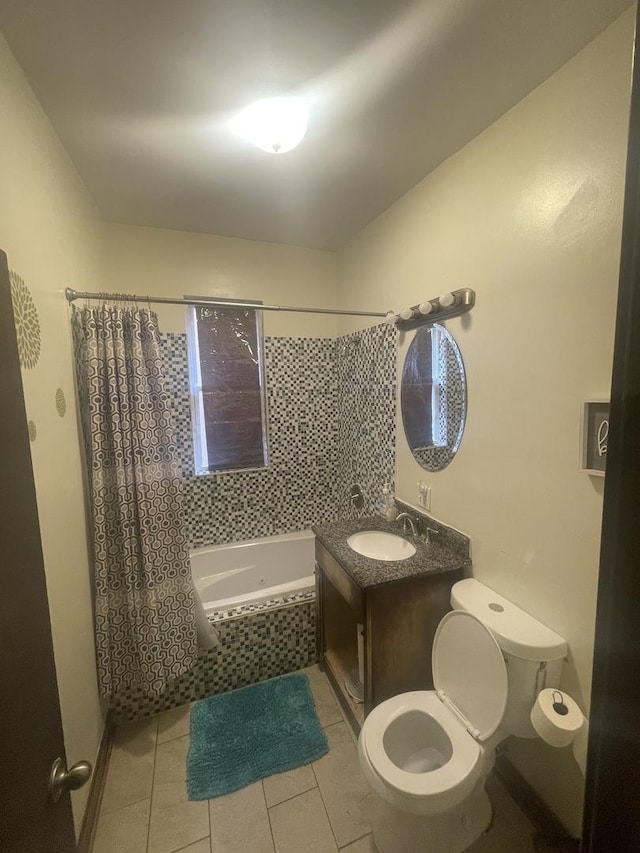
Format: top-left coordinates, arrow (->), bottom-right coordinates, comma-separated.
230,96 -> 309,154
439,292 -> 456,308
399,307 -> 415,321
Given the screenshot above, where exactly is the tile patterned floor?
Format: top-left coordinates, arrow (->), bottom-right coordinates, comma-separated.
93,665 -> 538,853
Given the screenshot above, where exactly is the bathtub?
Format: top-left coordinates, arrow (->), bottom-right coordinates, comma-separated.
190,529 -> 316,614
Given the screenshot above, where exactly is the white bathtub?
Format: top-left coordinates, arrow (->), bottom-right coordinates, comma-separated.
190,529 -> 316,614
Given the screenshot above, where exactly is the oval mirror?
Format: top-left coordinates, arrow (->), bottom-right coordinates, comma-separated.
401,323 -> 467,471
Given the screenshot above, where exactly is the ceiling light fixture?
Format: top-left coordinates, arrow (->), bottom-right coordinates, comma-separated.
230,96 -> 308,154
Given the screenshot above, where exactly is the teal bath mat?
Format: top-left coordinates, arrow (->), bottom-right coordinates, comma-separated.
186,673 -> 329,800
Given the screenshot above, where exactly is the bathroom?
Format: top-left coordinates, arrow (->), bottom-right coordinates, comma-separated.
1,1 -> 639,852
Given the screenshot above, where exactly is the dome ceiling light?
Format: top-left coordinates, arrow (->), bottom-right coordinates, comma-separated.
230,96 -> 309,154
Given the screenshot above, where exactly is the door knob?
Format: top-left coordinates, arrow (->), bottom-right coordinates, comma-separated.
48,757 -> 92,803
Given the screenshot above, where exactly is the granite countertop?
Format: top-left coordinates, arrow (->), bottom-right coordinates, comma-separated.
312,515 -> 471,589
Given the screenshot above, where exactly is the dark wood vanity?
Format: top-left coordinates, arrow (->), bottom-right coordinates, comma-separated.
314,515 -> 468,732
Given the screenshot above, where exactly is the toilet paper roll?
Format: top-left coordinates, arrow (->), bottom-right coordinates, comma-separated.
530,688 -> 584,748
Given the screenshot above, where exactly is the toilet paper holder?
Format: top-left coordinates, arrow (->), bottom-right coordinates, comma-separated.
551,690 -> 569,716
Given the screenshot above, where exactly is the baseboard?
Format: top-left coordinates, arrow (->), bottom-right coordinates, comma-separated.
77,714 -> 114,853
494,752 -> 579,851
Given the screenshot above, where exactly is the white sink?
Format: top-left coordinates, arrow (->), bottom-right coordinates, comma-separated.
347,531 -> 416,561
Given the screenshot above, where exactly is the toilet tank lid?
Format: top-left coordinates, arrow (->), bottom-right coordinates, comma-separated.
450,579 -> 567,661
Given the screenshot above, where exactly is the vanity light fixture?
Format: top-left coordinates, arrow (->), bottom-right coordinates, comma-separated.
395,288 -> 477,331
230,96 -> 309,154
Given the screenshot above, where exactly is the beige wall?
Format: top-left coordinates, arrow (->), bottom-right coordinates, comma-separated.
0,35 -> 104,830
337,9 -> 634,835
102,223 -> 338,338
0,34 -> 337,836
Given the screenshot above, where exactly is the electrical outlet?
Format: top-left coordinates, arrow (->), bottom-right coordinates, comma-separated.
418,481 -> 431,510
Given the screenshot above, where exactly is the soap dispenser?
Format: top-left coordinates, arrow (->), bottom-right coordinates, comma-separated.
382,484 -> 397,522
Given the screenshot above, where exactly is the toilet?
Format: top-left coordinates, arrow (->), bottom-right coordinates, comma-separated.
357,578 -> 568,853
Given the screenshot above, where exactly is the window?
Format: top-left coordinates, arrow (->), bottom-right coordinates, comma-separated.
186,301 -> 269,474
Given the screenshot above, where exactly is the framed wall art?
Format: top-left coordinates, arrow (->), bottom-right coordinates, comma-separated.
581,400 -> 609,476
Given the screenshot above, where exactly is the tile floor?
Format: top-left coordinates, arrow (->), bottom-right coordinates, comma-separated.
93,665 -> 539,853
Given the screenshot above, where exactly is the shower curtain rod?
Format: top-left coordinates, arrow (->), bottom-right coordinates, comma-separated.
64,288 -> 387,319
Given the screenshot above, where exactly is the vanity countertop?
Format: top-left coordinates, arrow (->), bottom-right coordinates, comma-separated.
312,515 -> 470,590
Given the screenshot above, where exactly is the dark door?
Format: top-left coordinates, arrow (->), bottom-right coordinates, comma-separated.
581,4 -> 640,851
0,249 -> 76,852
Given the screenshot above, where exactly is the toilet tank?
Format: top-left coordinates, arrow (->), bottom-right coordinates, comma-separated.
451,578 -> 568,738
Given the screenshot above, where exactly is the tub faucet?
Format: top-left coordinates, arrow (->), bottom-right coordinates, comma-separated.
395,512 -> 417,537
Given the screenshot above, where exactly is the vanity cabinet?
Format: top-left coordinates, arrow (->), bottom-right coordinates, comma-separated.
315,538 -> 464,732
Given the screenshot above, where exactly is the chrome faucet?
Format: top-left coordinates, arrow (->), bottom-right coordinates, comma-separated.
395,512 -> 417,537
424,527 -> 439,545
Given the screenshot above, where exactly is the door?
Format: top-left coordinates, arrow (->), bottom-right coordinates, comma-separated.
581,4 -> 640,851
0,249 -> 76,852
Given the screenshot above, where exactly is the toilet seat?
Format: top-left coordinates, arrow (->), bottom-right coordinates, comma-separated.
361,691 -> 482,800
432,610 -> 508,742
359,610 -> 509,815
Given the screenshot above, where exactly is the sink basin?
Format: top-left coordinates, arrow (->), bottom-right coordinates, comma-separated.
347,531 -> 416,561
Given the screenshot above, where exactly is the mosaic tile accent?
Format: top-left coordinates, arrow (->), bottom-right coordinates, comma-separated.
9,270 -> 41,369
160,332 -> 194,478
27,419 -> 37,442
335,323 -> 398,518
160,333 -> 340,547
109,600 -> 317,723
209,589 -> 315,623
159,325 -> 397,547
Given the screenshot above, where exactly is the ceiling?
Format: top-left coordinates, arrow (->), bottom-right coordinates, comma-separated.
0,0 -> 632,249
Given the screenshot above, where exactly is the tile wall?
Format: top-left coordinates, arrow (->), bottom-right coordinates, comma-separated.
335,323 -> 397,518
160,322 -> 397,549
110,600 -> 317,724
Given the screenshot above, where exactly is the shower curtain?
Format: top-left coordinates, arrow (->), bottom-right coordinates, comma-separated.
72,304 -> 199,698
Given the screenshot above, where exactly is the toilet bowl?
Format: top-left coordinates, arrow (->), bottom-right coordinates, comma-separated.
357,579 -> 568,853
358,691 -> 484,815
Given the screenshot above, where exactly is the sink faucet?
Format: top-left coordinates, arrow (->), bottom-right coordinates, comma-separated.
424,527 -> 439,545
395,512 -> 417,536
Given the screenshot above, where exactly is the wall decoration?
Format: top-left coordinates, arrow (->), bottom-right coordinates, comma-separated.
28,420 -> 37,442
55,388 -> 66,417
581,400 -> 609,476
9,271 -> 41,369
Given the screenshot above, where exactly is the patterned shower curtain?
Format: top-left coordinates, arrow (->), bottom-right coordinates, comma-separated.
72,305 -> 198,698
